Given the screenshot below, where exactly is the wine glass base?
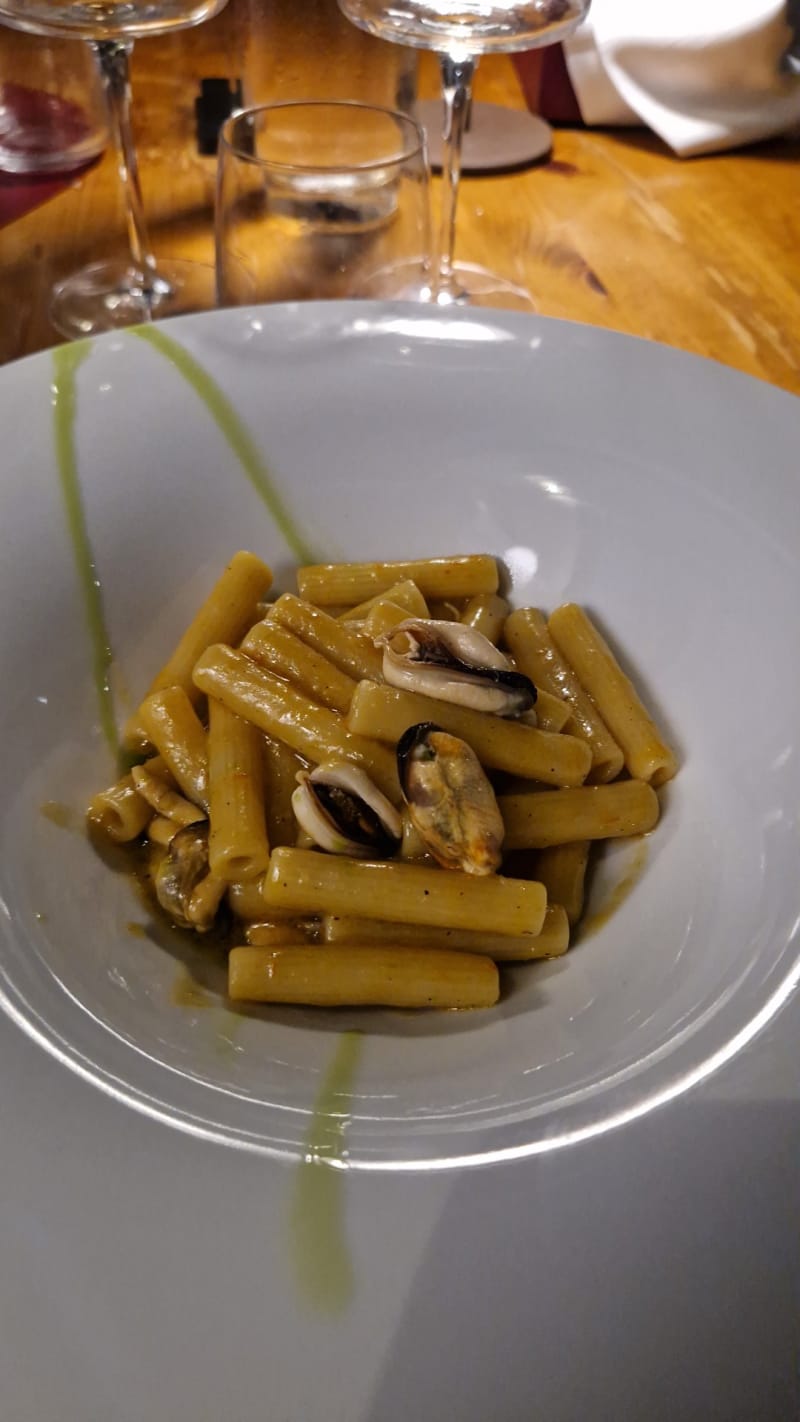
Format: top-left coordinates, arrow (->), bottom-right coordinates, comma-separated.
434,263 -> 535,312
49,257 -> 217,339
415,100 -> 552,173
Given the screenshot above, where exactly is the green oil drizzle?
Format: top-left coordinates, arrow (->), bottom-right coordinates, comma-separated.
52,340 -> 119,761
290,1030 -> 363,1314
132,325 -> 316,564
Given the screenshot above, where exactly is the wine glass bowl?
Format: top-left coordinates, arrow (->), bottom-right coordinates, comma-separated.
0,1 -> 226,40
340,0 -> 590,308
340,0 -> 589,54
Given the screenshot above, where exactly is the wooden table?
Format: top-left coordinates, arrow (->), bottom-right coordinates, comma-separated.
1,0 -> 799,395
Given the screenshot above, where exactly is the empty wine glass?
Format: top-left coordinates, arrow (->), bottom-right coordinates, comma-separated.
338,0 -> 591,308
0,1 -> 230,337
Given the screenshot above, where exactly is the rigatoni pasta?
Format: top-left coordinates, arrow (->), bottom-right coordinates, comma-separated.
123,550 -> 272,751
261,846 -> 548,936
498,781 -> 660,851
228,944 -> 499,1009
320,905 -> 570,960
460,592 -> 510,644
240,619 -> 357,715
87,548 -> 677,1012
547,603 -> 678,786
533,842 -> 591,926
139,686 -> 209,810
503,607 -> 624,783
337,579 -> 430,624
192,643 -> 401,803
346,681 -> 591,786
269,593 -> 383,682
207,699 -> 270,882
297,554 -> 499,606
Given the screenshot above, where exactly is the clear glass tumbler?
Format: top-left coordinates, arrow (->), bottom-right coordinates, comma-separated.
216,100 -> 432,306
0,28 -> 107,174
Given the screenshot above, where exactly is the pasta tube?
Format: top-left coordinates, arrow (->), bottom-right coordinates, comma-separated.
86,754 -> 172,843
346,681 -> 592,787
227,875 -> 302,921
321,904 -> 569,959
548,604 -> 678,786
241,619 -> 357,715
338,579 -> 429,624
228,944 -> 500,1009
123,551 -> 272,750
207,698 -> 270,882
460,593 -> 510,645
186,872 -> 228,929
533,841 -> 591,925
131,764 -> 206,827
146,814 -> 179,847
499,781 -> 659,850
139,686 -> 209,809
503,608 -> 623,782
427,600 -> 464,621
363,599 -> 420,639
297,555 -> 499,606
87,773 -> 152,843
245,922 -> 314,947
192,644 -> 401,801
529,689 -> 572,734
262,847 -> 547,936
269,593 -> 382,682
262,735 -> 308,849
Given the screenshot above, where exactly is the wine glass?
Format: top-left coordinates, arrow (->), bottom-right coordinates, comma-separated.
338,0 -> 591,308
0,0 -> 230,337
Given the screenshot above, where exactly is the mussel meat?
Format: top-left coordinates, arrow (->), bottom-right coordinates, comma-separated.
292,762 -> 402,858
377,618 -> 536,716
397,722 -> 504,876
153,823 -> 219,932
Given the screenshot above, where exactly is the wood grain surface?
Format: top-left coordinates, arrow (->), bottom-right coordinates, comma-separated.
1,0 -> 798,394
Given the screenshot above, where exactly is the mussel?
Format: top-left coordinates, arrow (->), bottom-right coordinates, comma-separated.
153,823 -> 220,932
292,762 -> 403,858
397,722 -> 504,876
377,618 -> 536,717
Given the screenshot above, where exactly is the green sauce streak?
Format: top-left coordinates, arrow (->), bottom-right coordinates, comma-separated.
132,326 -> 316,564
290,1030 -> 363,1314
52,341 -> 119,761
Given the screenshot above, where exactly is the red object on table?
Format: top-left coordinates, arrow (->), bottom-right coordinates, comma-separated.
513,45 -> 583,124
0,167 -> 88,228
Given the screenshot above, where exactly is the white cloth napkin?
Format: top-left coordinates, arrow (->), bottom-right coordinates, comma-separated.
563,0 -> 800,155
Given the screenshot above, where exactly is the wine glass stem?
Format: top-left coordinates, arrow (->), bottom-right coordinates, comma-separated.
437,51 -> 476,299
91,39 -> 159,292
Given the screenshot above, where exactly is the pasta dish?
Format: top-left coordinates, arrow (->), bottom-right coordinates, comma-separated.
87,552 -> 677,1010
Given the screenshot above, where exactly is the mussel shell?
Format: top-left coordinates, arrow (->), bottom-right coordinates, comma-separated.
292,763 -> 402,858
381,619 -> 537,717
397,722 -> 504,876
396,721 -> 443,785
153,824 -> 210,930
311,782 -> 400,856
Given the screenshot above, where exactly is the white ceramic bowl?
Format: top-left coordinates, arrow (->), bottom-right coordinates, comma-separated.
1,302 -> 798,1170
